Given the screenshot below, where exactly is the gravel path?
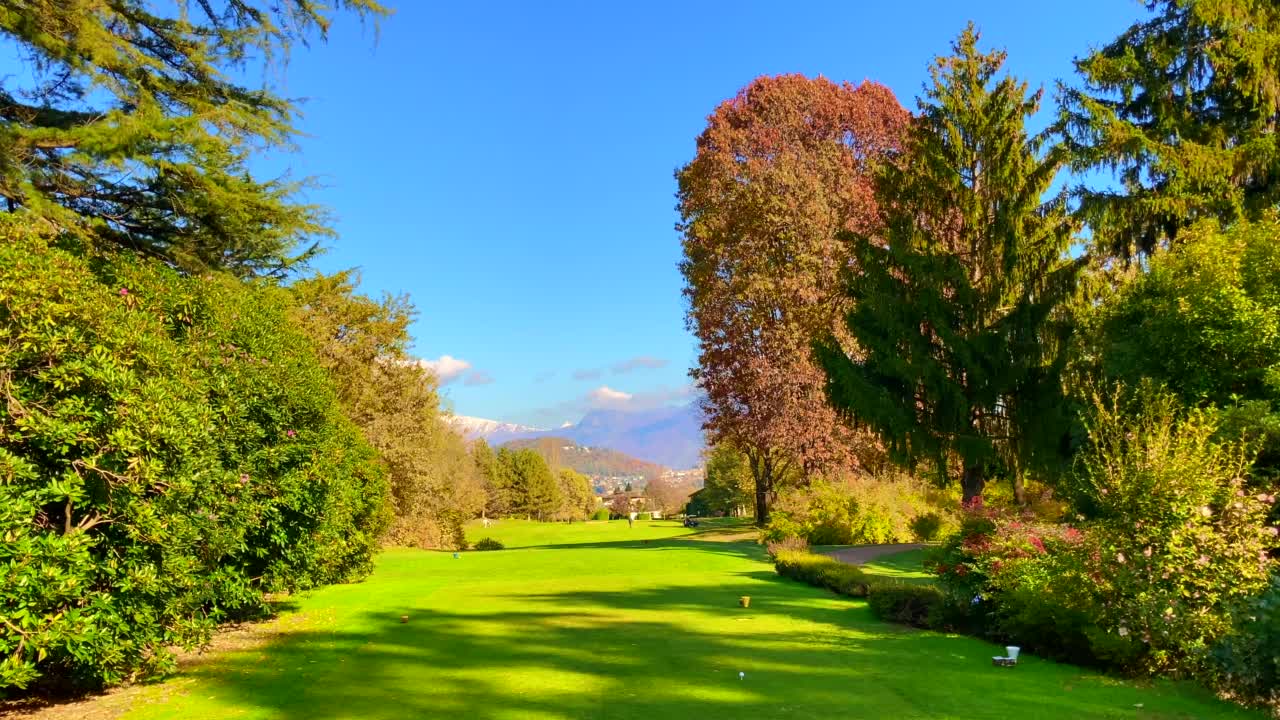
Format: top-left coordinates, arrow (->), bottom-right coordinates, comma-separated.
820,543 -> 928,565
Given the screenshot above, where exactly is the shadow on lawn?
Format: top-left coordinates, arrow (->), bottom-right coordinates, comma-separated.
169,567 -> 1251,720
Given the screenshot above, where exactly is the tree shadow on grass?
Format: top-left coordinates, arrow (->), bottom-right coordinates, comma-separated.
162,569 -> 1257,720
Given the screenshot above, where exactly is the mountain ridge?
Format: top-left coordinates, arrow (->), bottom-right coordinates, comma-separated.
447,403 -> 705,469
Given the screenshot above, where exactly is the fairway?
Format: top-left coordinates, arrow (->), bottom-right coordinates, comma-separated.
106,520 -> 1258,720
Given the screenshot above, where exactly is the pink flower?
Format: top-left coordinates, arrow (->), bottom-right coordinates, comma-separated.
239,474 -> 250,485
1116,552 -> 1126,564
119,288 -> 129,296
1264,526 -> 1279,537
286,429 -> 296,438
1195,555 -> 1210,566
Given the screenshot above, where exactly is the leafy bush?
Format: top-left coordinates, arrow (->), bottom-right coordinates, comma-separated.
0,224 -> 390,692
765,475 -> 946,546
930,387 -> 1279,677
773,550 -> 871,598
637,512 -> 652,521
910,512 -> 945,541
591,508 -> 611,521
473,538 -> 505,551
1212,574 -> 1280,709
867,583 -> 945,628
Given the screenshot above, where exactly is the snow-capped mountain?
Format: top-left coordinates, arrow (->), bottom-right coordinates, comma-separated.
447,415 -> 545,445
447,404 -> 705,469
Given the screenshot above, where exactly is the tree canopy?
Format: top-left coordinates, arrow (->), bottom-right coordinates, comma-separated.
677,73 -> 909,523
1062,0 -> 1280,258
818,26 -> 1081,503
0,0 -> 387,276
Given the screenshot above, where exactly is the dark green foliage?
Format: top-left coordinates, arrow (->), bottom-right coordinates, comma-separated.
494,448 -> 561,520
591,508 -> 611,521
818,27 -> 1081,503
910,513 -> 945,542
1062,0 -> 1280,258
0,219 -> 390,692
867,583 -> 946,629
0,0 -> 387,276
1213,574 -> 1280,708
1083,218 -> 1280,480
473,538 -> 505,551
773,550 -> 872,598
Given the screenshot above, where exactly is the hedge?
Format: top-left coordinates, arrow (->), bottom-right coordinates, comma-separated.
0,223 -> 390,692
773,550 -> 872,598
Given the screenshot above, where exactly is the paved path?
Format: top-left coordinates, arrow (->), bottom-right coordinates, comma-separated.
820,543 -> 928,565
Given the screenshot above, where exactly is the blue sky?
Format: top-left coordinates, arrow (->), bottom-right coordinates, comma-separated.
41,1 -> 1147,426
273,0 -> 1144,426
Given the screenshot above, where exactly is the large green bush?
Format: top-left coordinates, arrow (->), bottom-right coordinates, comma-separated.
931,387 -> 1278,677
764,475 -> 946,546
0,223 -> 390,692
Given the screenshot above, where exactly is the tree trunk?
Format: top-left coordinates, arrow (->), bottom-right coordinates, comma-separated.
961,465 -> 985,506
1013,471 -> 1026,505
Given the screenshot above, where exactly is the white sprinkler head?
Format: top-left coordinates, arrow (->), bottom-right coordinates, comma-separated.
738,671 -> 745,679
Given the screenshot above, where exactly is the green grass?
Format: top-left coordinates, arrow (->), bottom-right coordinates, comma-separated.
116,520 -> 1260,720
862,548 -> 934,584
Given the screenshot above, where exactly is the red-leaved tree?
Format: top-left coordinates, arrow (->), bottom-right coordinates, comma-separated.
677,74 -> 909,524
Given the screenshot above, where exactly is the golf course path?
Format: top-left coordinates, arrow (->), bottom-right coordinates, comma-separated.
822,543 -> 928,565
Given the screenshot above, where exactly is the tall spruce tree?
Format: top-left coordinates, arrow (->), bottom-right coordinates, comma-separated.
816,26 -> 1081,504
1061,0 -> 1280,258
0,1 -> 387,276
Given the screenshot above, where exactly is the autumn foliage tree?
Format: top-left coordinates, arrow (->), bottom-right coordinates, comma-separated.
678,74 -> 909,524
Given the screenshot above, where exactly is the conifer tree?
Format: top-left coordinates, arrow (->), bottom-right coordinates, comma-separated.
817,26 -> 1081,504
1061,0 -> 1280,257
0,1 -> 387,276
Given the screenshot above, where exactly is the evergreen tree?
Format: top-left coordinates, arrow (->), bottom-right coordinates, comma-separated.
1061,0 -> 1280,258
471,439 -> 507,519
817,26 -> 1081,504
0,1 -> 387,276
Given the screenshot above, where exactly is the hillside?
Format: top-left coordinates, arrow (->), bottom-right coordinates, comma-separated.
501,436 -> 666,483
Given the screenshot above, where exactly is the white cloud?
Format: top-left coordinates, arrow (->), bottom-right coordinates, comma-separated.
587,385 -> 634,407
416,355 -> 472,384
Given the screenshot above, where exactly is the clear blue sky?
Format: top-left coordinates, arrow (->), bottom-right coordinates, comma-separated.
268,1 -> 1140,426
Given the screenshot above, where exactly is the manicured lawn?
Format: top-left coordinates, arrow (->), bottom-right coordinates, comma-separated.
112,520 -> 1258,719
862,548 -> 934,584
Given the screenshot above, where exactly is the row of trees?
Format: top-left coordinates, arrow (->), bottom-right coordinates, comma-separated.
680,0 -> 1280,523
471,441 -> 598,522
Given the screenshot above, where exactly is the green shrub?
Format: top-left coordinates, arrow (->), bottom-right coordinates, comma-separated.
773,550 -> 871,598
0,223 -> 390,693
637,512 -> 652,521
1213,574 -> 1280,708
929,387 -> 1280,678
591,508 -> 611,521
764,474 -> 948,546
473,537 -> 505,551
867,583 -> 945,628
910,512 -> 945,541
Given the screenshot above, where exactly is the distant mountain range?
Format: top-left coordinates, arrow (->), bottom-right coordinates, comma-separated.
501,437 -> 666,482
448,403 -> 705,469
